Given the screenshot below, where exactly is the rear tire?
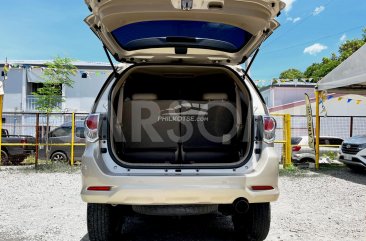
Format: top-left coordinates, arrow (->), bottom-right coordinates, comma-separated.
301,158 -> 314,163
87,203 -> 123,241
11,156 -> 26,165
50,151 -> 68,163
232,203 -> 271,241
1,150 -> 9,165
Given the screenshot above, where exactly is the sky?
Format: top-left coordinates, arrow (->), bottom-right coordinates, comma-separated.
0,0 -> 365,84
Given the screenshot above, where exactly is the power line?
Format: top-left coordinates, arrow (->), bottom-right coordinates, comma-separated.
263,0 -> 335,47
260,24 -> 365,55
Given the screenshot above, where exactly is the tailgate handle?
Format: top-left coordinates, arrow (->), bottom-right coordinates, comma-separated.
181,0 -> 193,10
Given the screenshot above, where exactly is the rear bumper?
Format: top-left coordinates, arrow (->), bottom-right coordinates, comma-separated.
81,148 -> 279,205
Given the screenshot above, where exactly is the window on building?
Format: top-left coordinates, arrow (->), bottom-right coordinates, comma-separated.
27,82 -> 62,95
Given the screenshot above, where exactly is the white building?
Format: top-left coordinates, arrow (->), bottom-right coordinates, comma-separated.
0,60 -> 113,136
260,82 -> 316,109
260,82 -> 366,116
0,60 -> 113,113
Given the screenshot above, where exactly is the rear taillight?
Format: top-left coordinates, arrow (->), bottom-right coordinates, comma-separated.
251,186 -> 274,191
20,139 -> 27,148
87,186 -> 112,191
263,116 -> 276,143
84,114 -> 100,142
292,145 -> 301,152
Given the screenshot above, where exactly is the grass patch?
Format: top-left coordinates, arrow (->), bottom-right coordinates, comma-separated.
318,163 -> 346,170
22,156 -> 48,165
36,162 -> 80,173
17,162 -> 80,174
279,164 -> 309,177
279,163 -> 347,177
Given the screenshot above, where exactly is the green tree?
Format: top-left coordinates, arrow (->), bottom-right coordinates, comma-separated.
338,39 -> 365,61
279,68 -> 304,80
33,57 -> 77,162
304,54 -> 340,80
303,28 -> 366,81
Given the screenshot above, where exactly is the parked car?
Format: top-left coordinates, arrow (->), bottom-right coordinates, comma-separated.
40,121 -> 86,163
82,1 -> 285,240
1,129 -> 36,165
339,135 -> 366,171
291,136 -> 343,163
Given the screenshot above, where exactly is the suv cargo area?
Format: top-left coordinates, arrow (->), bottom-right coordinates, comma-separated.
109,65 -> 253,167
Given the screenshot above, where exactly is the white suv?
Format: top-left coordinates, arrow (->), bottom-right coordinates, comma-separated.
339,135 -> 366,171
81,1 -> 285,240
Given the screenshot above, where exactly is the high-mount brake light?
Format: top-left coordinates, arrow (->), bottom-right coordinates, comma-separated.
263,116 -> 276,143
84,114 -> 100,142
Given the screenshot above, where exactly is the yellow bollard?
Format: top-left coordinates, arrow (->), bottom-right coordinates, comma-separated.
70,112 -> 75,166
284,114 -> 292,168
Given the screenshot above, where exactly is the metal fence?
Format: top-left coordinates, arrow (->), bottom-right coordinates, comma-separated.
291,115 -> 366,140
273,114 -> 366,164
1,112 -> 88,166
1,111 -> 365,167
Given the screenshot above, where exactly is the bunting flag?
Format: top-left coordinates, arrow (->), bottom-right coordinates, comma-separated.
2,63 -> 11,80
3,63 -> 11,74
1,64 -> 113,79
328,96 -> 364,105
320,91 -> 328,117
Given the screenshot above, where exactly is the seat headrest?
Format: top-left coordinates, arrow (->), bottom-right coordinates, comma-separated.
202,93 -> 228,101
132,93 -> 158,100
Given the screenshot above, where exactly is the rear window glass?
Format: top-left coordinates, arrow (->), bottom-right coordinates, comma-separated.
51,127 -> 71,137
329,138 -> 343,145
111,20 -> 253,53
291,137 -> 302,145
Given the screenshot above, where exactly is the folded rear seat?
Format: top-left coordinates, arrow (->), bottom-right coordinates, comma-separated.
121,93 -> 180,163
181,93 -> 240,164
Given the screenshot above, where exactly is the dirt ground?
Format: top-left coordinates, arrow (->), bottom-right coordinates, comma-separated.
0,166 -> 365,241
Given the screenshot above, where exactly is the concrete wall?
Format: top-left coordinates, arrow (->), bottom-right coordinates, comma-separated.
260,88 -> 272,107
64,70 -> 108,112
1,65 -> 111,113
272,87 -> 315,107
1,68 -> 24,112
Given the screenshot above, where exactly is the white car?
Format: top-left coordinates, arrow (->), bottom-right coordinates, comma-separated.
292,136 -> 343,163
81,0 -> 285,240
339,135 -> 366,172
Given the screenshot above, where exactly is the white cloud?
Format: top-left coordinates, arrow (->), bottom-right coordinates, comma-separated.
313,5 -> 325,15
293,17 -> 301,23
286,16 -> 301,23
340,34 -> 347,42
304,43 -> 328,55
282,0 -> 295,13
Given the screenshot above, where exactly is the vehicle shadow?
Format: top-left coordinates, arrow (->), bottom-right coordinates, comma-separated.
316,166 -> 366,186
81,214 -> 237,241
